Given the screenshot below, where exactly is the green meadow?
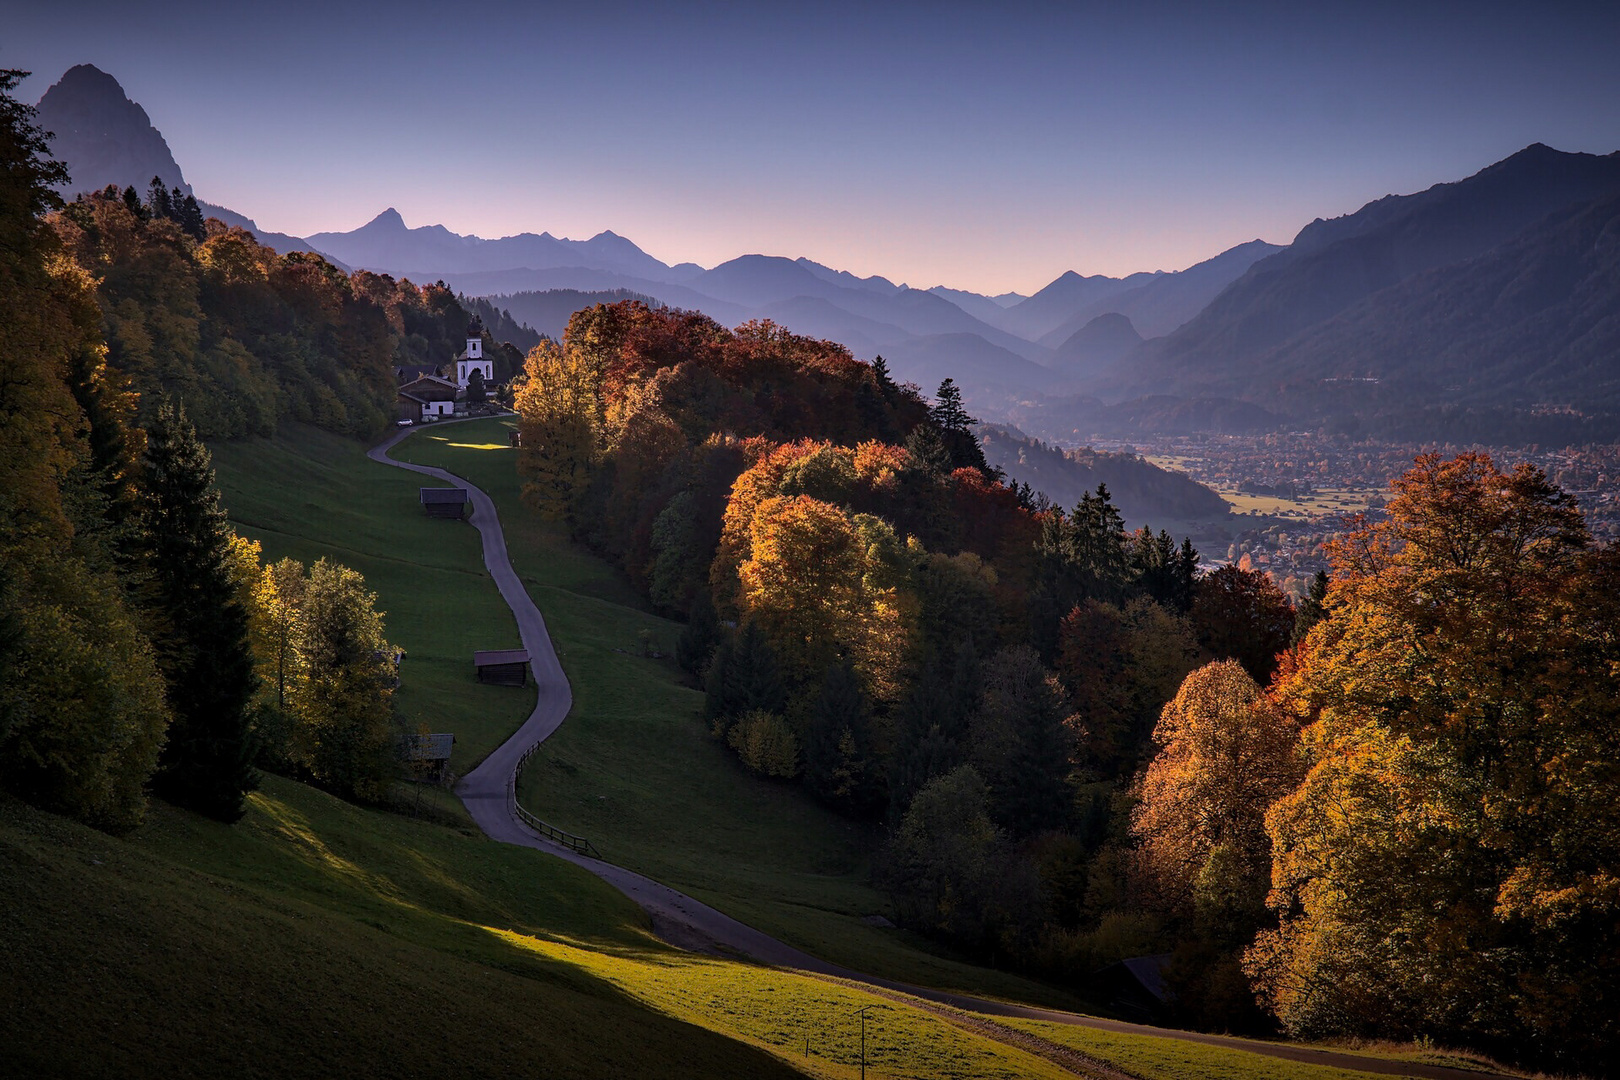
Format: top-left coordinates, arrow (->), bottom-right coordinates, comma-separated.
3,421 -> 1438,1080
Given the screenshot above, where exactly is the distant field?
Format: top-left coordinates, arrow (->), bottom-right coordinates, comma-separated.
1142,456 -> 1376,519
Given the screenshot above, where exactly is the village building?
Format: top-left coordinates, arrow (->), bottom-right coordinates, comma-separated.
454,321 -> 494,390
397,373 -> 458,422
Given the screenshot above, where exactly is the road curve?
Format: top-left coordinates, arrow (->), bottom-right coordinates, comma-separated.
368,422 -> 1514,1080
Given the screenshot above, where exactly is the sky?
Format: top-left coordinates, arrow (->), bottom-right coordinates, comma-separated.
6,0 -> 1620,295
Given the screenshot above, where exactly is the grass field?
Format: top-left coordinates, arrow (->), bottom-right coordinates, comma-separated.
0,421 -> 1413,1079
211,426 -> 531,776
392,419 -> 1087,1006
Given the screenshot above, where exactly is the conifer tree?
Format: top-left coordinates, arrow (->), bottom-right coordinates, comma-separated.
1290,569 -> 1329,646
141,400 -> 259,821
804,657 -> 879,813
676,590 -> 721,677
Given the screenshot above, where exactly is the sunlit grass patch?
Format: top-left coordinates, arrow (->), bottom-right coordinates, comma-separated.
1000,1019 -> 1404,1080
495,928 -> 1076,1080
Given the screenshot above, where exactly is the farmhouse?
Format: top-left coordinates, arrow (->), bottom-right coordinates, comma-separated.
474,649 -> 530,686
420,487 -> 470,519
398,373 -> 458,422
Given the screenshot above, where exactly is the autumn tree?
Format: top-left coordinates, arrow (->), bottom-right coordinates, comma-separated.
1246,453 -> 1620,1072
515,338 -> 602,523
0,71 -> 171,831
140,401 -> 259,821
1134,660 -> 1302,933
1190,564 -> 1294,684
287,559 -> 400,801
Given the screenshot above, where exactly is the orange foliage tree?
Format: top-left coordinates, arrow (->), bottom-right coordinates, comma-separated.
1246,453 -> 1620,1070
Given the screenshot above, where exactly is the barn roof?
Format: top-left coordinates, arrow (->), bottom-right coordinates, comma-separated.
420,488 -> 469,505
404,733 -> 454,761
473,649 -> 530,667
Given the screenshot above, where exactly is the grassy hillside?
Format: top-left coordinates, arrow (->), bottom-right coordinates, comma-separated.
0,779 -> 806,1080
392,419 -> 1083,1004
8,421 -> 1441,1080
211,425 -> 531,775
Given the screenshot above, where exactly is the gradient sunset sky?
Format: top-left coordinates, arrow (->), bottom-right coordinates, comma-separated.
7,0 -> 1619,294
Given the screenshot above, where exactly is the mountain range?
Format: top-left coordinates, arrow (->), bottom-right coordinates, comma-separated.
34,64 -> 1620,445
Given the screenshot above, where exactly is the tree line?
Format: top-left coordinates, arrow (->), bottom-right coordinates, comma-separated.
46,184 -> 476,439
515,299 -> 1618,1072
0,71 -> 404,831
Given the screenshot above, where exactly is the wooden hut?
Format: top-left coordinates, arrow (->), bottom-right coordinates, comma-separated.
420,487 -> 470,519
474,649 -> 530,686
403,733 -> 455,783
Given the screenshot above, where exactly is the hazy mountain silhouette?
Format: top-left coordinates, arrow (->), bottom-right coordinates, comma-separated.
1124,144 -> 1620,398
996,270 -> 1154,340
1051,313 -> 1143,378
1256,189 -> 1620,414
34,66 -> 336,260
1035,239 -> 1283,343
926,286 -> 1026,324
36,64 -> 188,199
306,209 -> 687,282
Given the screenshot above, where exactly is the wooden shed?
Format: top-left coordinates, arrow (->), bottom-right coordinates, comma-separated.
420,487 -> 469,519
403,733 -> 455,782
474,649 -> 530,686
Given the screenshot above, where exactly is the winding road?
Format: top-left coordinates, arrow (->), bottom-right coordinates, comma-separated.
369,421 -> 1514,1080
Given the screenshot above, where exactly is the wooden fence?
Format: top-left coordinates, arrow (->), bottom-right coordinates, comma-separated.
511,739 -> 601,859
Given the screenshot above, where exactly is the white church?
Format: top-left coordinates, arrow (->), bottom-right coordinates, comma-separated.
454,322 -> 494,389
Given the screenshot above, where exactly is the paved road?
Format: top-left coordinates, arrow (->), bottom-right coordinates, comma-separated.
369,422 -> 1516,1080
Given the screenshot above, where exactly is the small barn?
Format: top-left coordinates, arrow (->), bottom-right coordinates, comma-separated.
1093,953 -> 1173,1022
474,649 -> 530,686
403,732 -> 455,783
421,487 -> 469,519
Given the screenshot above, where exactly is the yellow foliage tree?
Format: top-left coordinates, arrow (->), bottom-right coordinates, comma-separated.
1133,660 -> 1301,921
1245,453 -> 1620,1068
514,339 -> 602,522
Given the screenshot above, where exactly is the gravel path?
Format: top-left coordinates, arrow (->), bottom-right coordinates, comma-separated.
368,422 -> 1517,1080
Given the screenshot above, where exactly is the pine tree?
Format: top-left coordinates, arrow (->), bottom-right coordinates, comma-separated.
1291,569 -> 1329,646
930,378 -> 974,435
903,422 -> 952,477
141,401 -> 259,821
177,193 -> 206,241
930,378 -> 991,476
144,176 -> 172,221
804,657 -> 879,813
676,590 -> 721,676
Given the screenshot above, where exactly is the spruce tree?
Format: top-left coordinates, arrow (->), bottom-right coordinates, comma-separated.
676,590 -> 721,677
930,378 -> 991,476
804,658 -> 878,813
141,401 -> 259,821
1291,569 -> 1330,646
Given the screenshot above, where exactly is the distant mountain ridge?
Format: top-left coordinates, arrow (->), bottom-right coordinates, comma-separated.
40,64 -> 1618,445
306,208 -> 695,283
1123,144 -> 1620,401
